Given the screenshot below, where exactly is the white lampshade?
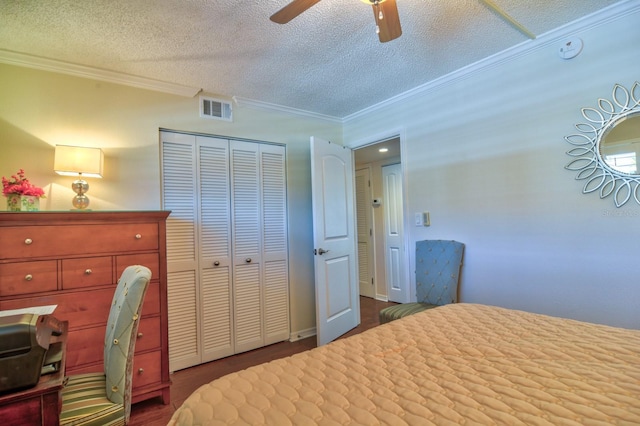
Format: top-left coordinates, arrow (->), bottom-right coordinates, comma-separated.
54,145 -> 104,178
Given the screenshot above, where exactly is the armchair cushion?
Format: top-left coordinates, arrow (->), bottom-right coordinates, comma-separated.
378,302 -> 438,324
59,373 -> 124,426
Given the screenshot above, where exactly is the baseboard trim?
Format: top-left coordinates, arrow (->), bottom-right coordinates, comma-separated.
289,327 -> 316,342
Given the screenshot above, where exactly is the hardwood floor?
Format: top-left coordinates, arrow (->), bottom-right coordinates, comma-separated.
128,296 -> 397,425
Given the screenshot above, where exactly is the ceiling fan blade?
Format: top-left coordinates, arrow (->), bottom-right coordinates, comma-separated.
270,0 -> 322,24
374,0 -> 402,43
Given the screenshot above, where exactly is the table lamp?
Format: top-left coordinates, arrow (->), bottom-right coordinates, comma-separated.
54,145 -> 104,210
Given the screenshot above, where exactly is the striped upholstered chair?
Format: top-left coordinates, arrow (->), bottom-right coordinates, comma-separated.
60,265 -> 151,426
379,240 -> 464,324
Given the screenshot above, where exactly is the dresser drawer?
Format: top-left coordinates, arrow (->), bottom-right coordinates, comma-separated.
116,253 -> 159,279
62,256 -> 113,289
0,260 -> 57,296
132,350 -> 162,389
0,287 -> 114,329
0,223 -> 159,259
135,317 -> 161,353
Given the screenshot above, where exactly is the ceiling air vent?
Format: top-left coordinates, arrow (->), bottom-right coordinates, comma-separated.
200,96 -> 232,121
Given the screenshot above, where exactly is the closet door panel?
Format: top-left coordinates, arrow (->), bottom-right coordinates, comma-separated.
261,144 -> 290,343
264,259 -> 289,344
261,145 -> 288,261
230,141 -> 264,351
197,137 -> 234,362
233,263 -> 262,353
161,132 -> 201,372
200,267 -> 233,361
198,138 -> 231,264
230,141 -> 261,262
166,270 -> 199,372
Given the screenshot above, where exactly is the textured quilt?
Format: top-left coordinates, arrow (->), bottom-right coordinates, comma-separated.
168,303 -> 640,425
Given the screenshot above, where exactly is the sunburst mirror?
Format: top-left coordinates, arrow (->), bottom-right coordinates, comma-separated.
565,81 -> 640,207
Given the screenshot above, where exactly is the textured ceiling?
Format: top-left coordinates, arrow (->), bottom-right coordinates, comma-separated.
0,0 -> 625,118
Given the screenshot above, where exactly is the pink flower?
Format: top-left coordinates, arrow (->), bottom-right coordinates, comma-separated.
2,169 -> 46,198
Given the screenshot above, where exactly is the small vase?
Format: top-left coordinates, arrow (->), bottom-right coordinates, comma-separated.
6,194 -> 40,212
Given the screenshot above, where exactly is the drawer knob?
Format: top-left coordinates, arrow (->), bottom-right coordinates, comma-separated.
25,274 -> 33,281
135,234 -> 142,239
25,238 -> 33,245
137,332 -> 144,338
85,269 -> 92,275
213,261 -> 220,266
138,368 -> 144,374
245,258 -> 252,263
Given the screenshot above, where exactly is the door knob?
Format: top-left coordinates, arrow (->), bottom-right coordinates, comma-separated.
317,248 -> 330,255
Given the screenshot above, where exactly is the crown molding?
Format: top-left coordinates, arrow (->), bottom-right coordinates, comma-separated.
343,0 -> 640,123
232,96 -> 342,123
0,49 -> 201,98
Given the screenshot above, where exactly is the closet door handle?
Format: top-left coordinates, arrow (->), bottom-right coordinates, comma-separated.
245,258 -> 252,263
317,248 -> 330,255
213,261 -> 220,266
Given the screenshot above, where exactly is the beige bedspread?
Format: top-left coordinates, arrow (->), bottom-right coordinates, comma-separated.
168,303 -> 640,425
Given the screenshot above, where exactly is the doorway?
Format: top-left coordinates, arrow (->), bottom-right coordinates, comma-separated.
354,137 -> 407,303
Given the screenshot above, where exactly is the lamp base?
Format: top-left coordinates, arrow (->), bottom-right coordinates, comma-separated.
71,179 -> 90,210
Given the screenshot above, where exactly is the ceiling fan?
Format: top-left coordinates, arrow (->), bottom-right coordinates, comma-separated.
270,0 -> 402,43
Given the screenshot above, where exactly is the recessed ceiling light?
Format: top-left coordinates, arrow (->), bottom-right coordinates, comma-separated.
379,148 -> 389,153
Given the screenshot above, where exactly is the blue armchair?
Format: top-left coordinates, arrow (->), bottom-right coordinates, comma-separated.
379,240 -> 464,324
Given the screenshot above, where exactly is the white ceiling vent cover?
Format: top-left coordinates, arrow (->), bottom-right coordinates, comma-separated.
200,96 -> 232,121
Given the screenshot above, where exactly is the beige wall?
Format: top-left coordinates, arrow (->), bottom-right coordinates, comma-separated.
0,63 -> 342,335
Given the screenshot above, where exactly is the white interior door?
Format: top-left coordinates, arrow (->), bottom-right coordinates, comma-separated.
383,163 -> 408,303
310,136 -> 360,346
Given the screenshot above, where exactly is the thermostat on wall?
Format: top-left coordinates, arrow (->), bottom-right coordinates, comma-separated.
559,38 -> 583,60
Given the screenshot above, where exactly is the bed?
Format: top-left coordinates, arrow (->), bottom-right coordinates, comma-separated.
168,303 -> 640,425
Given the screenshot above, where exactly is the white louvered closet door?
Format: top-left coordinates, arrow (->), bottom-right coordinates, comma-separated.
230,142 -> 289,353
161,131 -> 201,372
197,136 -> 234,363
230,141 -> 264,353
162,132 -> 289,370
260,144 -> 289,346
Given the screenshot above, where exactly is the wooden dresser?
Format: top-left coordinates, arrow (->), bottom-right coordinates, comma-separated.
0,211 -> 171,405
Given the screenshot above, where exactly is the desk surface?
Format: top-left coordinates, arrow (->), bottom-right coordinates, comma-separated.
0,321 -> 68,426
